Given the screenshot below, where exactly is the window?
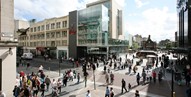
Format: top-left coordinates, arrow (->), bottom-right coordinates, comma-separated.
62,31 -> 67,37
56,22 -> 61,28
34,27 -> 36,32
51,32 -> 55,38
64,21 -> 67,27
56,32 -> 61,38
30,28 -> 33,32
62,40 -> 67,46
46,33 -> 50,38
38,26 -> 40,31
34,35 -> 36,39
46,41 -> 51,46
62,21 -> 67,28
41,34 -> 45,39
51,23 -> 55,29
46,24 -> 49,30
41,25 -> 44,31
56,41 -> 61,46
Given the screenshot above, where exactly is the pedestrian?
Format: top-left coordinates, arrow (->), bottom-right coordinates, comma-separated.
135,90 -> 140,97
38,65 -> 43,73
133,65 -> 137,73
13,85 -> 20,97
129,65 -> 132,74
105,86 -> 110,97
26,62 -> 30,70
128,83 -> 131,91
110,72 -> 114,85
142,71 -> 146,85
110,87 -> 114,97
186,87 -> 191,97
158,70 -> 163,83
57,79 -> 62,94
44,76 -> 51,91
40,82 -> 45,97
104,65 -> 107,74
77,73 -> 80,84
152,71 -> 157,83
105,73 -> 109,85
32,84 -> 38,97
186,73 -> 191,86
136,73 -> 141,85
86,90 -> 91,97
121,78 -> 128,93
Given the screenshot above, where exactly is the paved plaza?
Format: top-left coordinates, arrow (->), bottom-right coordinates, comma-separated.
16,53 -> 188,97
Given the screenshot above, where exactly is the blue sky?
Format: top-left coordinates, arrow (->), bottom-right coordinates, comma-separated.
14,0 -> 177,42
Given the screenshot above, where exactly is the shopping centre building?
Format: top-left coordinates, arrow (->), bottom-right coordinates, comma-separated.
18,0 -> 128,59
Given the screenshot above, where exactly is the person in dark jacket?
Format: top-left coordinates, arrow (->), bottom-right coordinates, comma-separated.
121,79 -> 128,93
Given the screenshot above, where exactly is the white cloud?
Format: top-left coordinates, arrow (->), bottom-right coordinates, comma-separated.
128,13 -> 138,16
14,0 -> 86,21
135,0 -> 149,8
14,0 -> 126,21
126,7 -> 177,42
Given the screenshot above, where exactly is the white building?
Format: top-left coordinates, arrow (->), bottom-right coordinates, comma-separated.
18,16 -> 69,59
14,20 -> 30,41
127,33 -> 133,47
0,0 -> 18,96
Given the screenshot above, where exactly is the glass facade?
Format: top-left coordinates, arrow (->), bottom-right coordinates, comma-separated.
177,0 -> 191,48
78,4 -> 109,46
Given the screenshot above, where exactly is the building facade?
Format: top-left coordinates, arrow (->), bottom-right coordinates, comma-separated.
141,35 -> 156,50
75,0 -> 127,59
177,0 -> 191,48
14,20 -> 30,41
18,16 -> 69,59
18,0 -> 128,59
0,0 -> 14,41
0,0 -> 18,96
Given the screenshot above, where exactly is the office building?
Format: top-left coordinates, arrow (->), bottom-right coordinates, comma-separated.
68,0 -> 127,59
177,0 -> 191,48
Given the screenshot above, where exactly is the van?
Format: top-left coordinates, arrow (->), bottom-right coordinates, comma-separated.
21,53 -> 33,60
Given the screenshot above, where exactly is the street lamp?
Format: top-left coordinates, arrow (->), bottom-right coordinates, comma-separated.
92,63 -> 96,90
59,56 -> 62,76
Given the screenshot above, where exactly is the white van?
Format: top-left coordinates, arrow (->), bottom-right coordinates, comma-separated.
21,53 -> 33,60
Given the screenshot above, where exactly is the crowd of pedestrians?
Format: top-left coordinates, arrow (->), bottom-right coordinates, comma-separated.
13,63 -> 82,97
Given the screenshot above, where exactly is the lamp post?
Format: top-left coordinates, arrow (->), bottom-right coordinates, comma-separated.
59,56 -> 62,76
92,64 -> 96,90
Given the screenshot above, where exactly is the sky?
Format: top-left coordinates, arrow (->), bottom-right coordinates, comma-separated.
14,0 -> 177,42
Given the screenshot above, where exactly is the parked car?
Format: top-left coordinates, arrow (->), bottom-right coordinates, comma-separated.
21,53 -> 33,60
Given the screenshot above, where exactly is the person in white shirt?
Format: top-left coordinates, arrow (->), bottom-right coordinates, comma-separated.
86,90 -> 91,97
39,65 -> 43,72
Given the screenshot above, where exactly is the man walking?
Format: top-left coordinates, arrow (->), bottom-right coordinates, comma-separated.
105,86 -> 110,97
110,72 -> 114,85
121,79 -> 128,94
77,73 -> 80,84
44,76 -> 51,91
136,73 -> 141,85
